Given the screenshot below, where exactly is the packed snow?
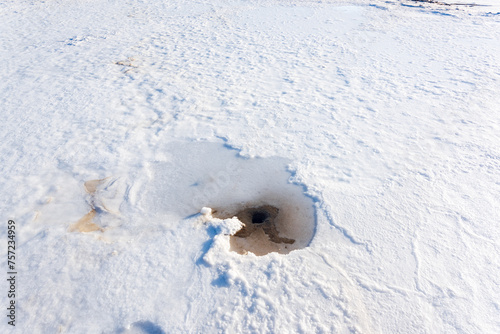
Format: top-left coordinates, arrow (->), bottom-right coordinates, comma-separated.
1,0 -> 499,333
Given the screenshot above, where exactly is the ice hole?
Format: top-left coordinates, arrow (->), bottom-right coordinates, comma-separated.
145,141 -> 317,256
215,201 -> 309,256
252,211 -> 269,224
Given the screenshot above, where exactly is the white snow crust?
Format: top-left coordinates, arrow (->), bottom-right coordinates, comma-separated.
1,0 -> 499,333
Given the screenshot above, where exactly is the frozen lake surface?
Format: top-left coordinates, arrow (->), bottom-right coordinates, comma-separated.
1,0 -> 499,332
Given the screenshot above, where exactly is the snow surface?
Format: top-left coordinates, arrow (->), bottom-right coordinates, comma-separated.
1,0 -> 500,332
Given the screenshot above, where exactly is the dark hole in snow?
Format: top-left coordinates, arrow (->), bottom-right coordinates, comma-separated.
252,211 -> 269,224
215,204 -> 305,256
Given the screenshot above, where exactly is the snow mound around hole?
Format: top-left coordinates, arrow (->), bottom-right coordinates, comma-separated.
144,141 -> 316,255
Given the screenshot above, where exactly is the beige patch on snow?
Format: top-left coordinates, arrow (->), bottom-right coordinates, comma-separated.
68,209 -> 103,233
70,177 -> 112,234
84,178 -> 108,194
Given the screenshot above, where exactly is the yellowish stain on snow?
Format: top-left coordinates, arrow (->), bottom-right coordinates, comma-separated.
69,209 -> 103,233
84,178 -> 108,194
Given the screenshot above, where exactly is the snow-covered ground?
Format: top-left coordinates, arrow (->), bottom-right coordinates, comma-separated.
1,0 -> 499,332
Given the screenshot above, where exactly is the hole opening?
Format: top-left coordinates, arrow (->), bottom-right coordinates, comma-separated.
252,211 -> 269,224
